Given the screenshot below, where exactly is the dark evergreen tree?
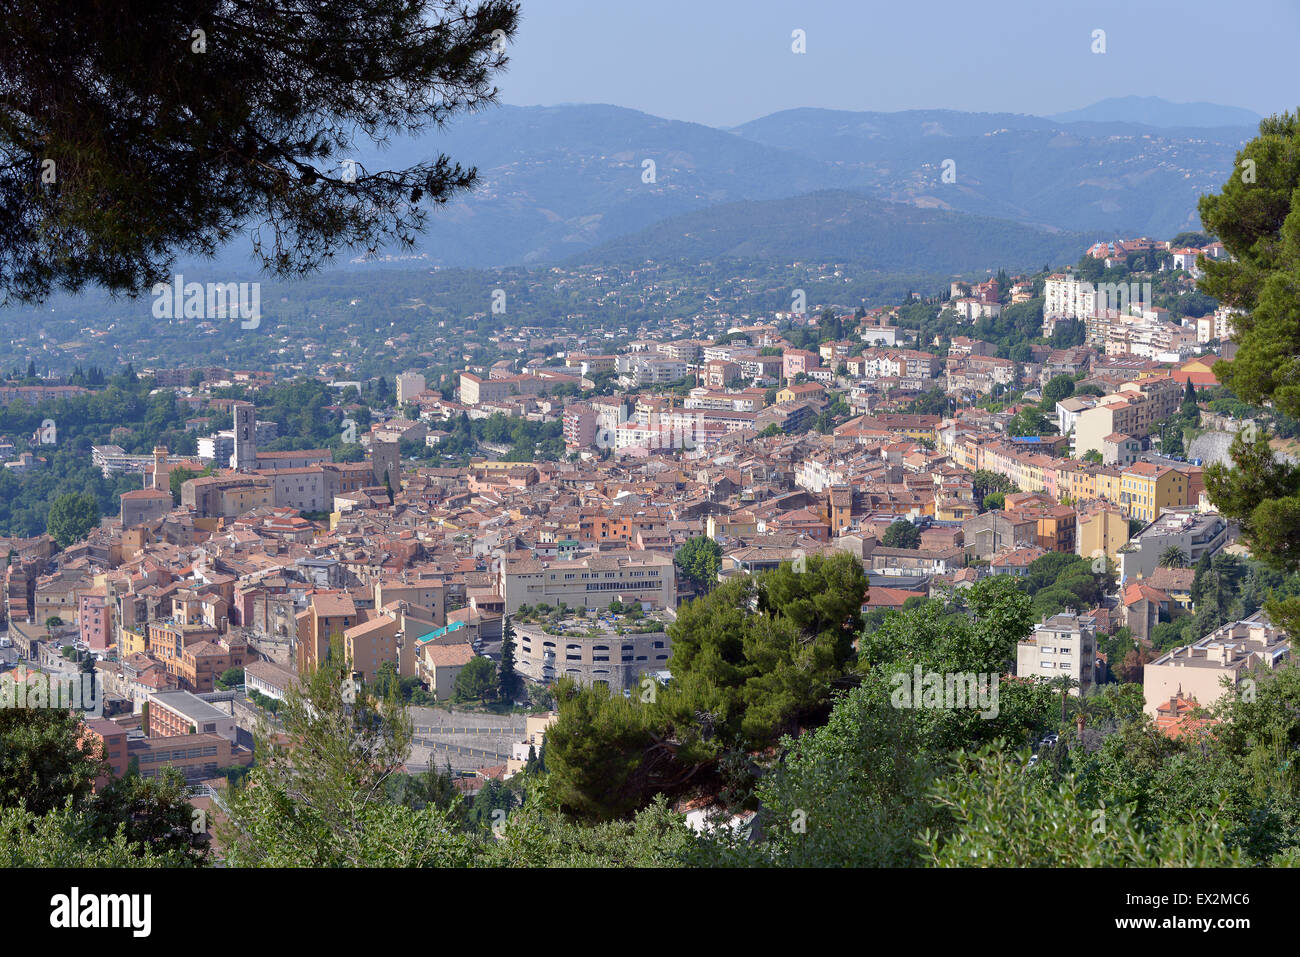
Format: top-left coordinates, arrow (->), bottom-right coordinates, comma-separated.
0,0 -> 520,303
499,615 -> 520,701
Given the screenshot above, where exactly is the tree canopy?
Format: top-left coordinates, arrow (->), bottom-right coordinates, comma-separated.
1200,111 -> 1300,635
882,519 -> 921,549
0,0 -> 520,303
674,536 -> 723,595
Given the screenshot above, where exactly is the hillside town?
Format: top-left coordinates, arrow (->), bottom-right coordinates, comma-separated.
0,232 -> 1281,803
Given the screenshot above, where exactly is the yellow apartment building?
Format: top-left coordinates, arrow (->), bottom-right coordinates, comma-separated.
1120,463 -> 1187,523
1077,505 -> 1130,562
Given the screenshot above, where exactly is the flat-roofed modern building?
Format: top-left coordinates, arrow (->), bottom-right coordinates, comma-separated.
128,732 -> 252,782
1118,508 -> 1232,583
498,550 -> 676,615
147,689 -> 237,741
1143,613 -> 1290,717
515,622 -> 670,692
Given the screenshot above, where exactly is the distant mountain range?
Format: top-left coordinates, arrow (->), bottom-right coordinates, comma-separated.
1049,96 -> 1263,129
190,97 -> 1258,277
575,189 -> 1087,274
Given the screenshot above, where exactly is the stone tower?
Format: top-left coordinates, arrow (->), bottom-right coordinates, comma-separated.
232,401 -> 256,470
150,445 -> 170,491
371,437 -> 399,490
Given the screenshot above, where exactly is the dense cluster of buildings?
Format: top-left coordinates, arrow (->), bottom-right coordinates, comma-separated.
1,231 -> 1284,798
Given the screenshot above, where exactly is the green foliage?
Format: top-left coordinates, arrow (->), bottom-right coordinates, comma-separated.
1014,551 -> 1110,619
739,676 -> 945,867
0,707 -> 101,816
543,679 -> 679,820
922,745 -> 1245,867
1199,112 -> 1300,581
468,778 -> 520,830
881,519 -> 921,549
0,802 -> 188,867
1007,405 -> 1053,437
0,0 -> 520,303
858,576 -> 1054,753
487,789 -> 702,867
972,469 -> 1018,508
1205,427 -> 1300,577
453,656 -> 497,703
384,764 -> 467,825
0,374 -> 190,537
0,705 -> 208,866
674,536 -> 723,595
220,641 -> 449,866
86,767 -> 208,865
1159,545 -> 1189,568
1042,374 -> 1075,406
546,553 -> 868,820
1199,111 -> 1300,420
499,616 -> 521,701
248,688 -> 281,714
170,464 -> 214,505
46,491 -> 100,547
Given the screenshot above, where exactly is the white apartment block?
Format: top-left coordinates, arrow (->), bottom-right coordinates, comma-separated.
683,388 -> 764,412
855,348 -> 939,381
396,372 -> 427,404
1196,308 -> 1240,344
795,457 -> 850,494
950,298 -> 1002,322
1044,275 -> 1097,321
1017,611 -> 1098,695
616,355 -> 688,386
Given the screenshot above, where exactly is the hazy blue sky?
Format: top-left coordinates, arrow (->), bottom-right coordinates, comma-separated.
497,0 -> 1293,127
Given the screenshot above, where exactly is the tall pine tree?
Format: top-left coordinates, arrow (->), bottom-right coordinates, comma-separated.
499,615 -> 519,702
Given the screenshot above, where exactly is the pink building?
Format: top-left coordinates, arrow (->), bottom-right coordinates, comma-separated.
77,587 -> 113,652
782,349 -> 821,380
